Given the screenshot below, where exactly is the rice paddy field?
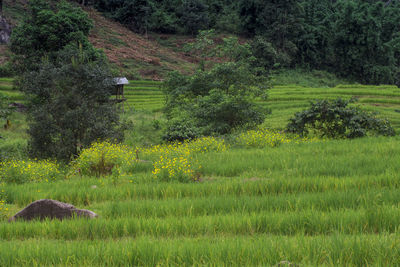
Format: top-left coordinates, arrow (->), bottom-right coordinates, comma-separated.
1,77 -> 400,266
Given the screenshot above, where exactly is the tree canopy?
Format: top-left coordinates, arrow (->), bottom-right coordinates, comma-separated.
88,0 -> 400,85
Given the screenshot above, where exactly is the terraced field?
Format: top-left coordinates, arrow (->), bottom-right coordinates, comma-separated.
3,78 -> 400,132
2,77 -> 400,265
264,84 -> 400,131
1,137 -> 400,265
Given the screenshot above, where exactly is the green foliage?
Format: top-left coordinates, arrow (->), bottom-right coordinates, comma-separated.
111,0 -> 153,34
191,89 -> 266,135
178,0 -> 209,35
0,159 -> 62,184
70,141 -> 138,177
163,117 -> 200,142
19,47 -> 124,161
0,63 -> 14,78
235,129 -> 317,148
0,138 -> 26,162
286,98 -> 395,139
163,37 -> 269,140
10,0 -> 97,72
329,1 -> 399,84
0,184 -> 7,219
0,95 -> 13,122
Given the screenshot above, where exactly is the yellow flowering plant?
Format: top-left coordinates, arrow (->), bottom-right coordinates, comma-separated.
235,129 -> 317,148
0,159 -> 61,184
152,153 -> 201,183
146,137 -> 225,182
71,141 -> 138,177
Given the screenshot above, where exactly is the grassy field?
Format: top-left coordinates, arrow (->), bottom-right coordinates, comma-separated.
1,77 -> 400,265
3,78 -> 400,132
1,137 -> 400,265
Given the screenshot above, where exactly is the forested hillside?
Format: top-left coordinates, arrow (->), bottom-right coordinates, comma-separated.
76,0 -> 400,85
2,1 -> 400,265
1,0 -> 400,84
0,0 -> 198,80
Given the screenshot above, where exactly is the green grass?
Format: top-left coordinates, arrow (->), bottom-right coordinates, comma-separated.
1,137 -> 400,265
2,77 -> 400,265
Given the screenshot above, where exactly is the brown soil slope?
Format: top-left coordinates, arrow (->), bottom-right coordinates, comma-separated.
86,8 -> 196,80
1,1 -> 196,80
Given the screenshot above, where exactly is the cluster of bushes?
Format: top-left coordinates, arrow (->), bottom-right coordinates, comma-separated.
0,159 -> 62,184
162,34 -> 270,142
286,98 -> 395,139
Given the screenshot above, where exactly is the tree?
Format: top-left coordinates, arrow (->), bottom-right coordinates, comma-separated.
163,36 -> 269,140
112,0 -> 154,34
19,47 -> 124,161
178,0 -> 209,35
11,0 -> 124,161
10,0 -> 97,72
330,1 -> 398,84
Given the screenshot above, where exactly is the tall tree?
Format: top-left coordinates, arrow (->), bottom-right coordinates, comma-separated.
11,0 -> 124,160
10,0 -> 97,72
331,0 -> 398,84
20,48 -> 123,161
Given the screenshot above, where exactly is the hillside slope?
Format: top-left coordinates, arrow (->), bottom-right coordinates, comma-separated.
85,8 -> 196,80
0,0 -> 196,80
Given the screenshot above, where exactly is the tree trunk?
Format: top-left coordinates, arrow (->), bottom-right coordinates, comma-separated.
0,0 -> 3,14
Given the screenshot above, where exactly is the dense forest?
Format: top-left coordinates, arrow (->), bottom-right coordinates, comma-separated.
72,0 -> 400,85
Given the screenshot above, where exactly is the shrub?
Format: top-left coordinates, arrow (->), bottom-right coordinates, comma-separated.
163,117 -> 200,142
0,159 -> 62,184
286,98 -> 395,138
235,129 -> 317,148
0,63 -> 14,77
146,137 -> 226,182
152,153 -> 200,183
71,141 -> 138,177
183,136 -> 227,154
163,36 -> 270,141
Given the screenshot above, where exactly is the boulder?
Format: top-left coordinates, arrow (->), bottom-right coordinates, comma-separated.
8,199 -> 97,222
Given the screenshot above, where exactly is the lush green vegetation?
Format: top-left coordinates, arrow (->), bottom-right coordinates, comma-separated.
87,0 -> 400,85
2,1 -> 400,265
1,135 -> 400,265
1,75 -> 400,265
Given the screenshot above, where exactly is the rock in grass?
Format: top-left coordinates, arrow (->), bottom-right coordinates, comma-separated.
8,199 -> 97,222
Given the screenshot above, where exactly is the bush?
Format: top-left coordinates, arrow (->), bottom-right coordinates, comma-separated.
70,141 -> 138,177
152,153 -> 200,183
145,136 -> 226,182
286,98 -> 395,138
163,117 -> 200,142
192,89 -> 266,135
235,129 -> 303,148
0,63 -> 14,77
0,159 -> 62,184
